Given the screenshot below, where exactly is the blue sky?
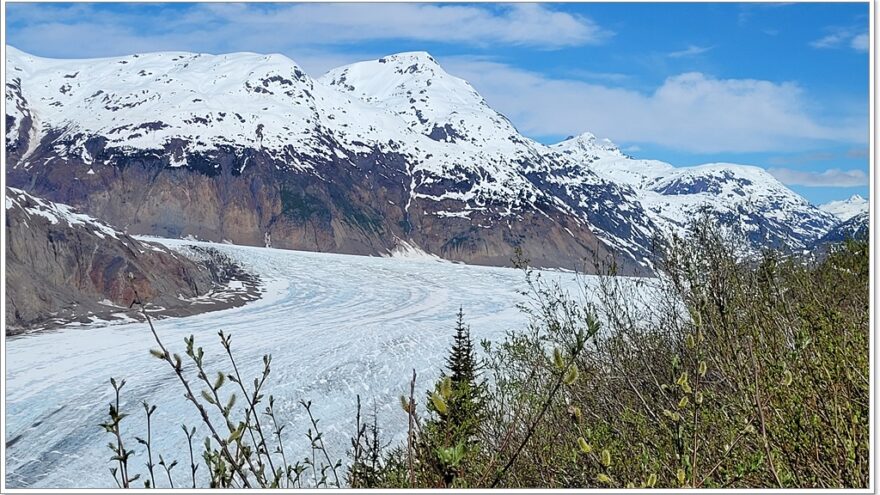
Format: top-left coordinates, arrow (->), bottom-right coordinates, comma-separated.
5,2 -> 870,204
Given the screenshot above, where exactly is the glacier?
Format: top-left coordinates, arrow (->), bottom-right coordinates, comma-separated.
5,239 -> 652,488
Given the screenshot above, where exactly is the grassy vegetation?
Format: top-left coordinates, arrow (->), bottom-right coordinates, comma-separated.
279,189 -> 328,223
103,223 -> 869,489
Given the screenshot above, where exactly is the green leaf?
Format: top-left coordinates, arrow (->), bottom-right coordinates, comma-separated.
676,372 -> 689,387
577,437 -> 592,454
553,347 -> 565,370
563,364 -> 579,385
201,390 -> 216,405
213,371 -> 226,390
430,391 -> 448,415
399,395 -> 412,413
781,369 -> 793,387
439,376 -> 453,399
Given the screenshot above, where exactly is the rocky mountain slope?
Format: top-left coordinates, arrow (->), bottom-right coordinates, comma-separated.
5,46 -> 846,271
552,135 -> 839,252
813,211 -> 868,247
321,53 -> 660,267
5,187 -> 222,331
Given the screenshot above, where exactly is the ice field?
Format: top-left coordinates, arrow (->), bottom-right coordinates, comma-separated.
6,240 -> 626,488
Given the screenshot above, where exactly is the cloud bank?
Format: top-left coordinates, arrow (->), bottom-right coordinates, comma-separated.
442,58 -> 866,153
6,3 -> 610,57
767,168 -> 868,187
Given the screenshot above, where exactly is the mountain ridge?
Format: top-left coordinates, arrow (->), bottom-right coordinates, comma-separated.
819,194 -> 868,222
4,46 -> 848,271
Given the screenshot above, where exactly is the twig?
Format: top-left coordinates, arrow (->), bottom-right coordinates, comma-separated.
489,358 -> 574,487
110,379 -> 131,488
222,334 -> 277,480
141,401 -> 157,488
301,399 -> 341,487
407,368 -> 416,487
131,286 -> 253,488
265,396 -> 292,488
182,424 -> 198,488
749,340 -> 783,488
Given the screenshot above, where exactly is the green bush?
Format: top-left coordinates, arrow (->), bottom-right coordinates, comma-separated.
103,224 -> 869,489
358,224 -> 868,489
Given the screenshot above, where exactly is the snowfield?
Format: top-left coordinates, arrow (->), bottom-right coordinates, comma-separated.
6,46 -> 841,267
5,240 -> 651,489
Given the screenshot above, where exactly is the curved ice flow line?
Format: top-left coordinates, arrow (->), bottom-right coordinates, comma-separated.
5,240 -> 630,488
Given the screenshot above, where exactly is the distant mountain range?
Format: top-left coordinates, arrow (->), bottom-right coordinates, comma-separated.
4,46 -> 862,272
819,194 -> 869,222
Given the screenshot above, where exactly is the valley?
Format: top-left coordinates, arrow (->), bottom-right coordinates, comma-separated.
5,239 -> 645,488
3,44 -> 868,490
5,47 -> 855,273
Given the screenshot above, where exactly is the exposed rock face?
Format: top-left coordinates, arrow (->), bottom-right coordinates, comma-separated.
813,211 -> 868,247
7,143 -> 636,272
4,48 -> 654,274
5,188 -> 217,331
4,47 -> 843,272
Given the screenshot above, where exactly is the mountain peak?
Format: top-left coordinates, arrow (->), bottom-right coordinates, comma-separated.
325,51 -> 449,87
820,194 -> 869,222
552,132 -> 623,159
378,51 -> 439,66
320,52 -> 526,150
6,44 -> 28,58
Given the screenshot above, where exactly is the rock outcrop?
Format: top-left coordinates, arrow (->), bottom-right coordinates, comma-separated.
5,188 -> 218,332
5,47 -> 845,272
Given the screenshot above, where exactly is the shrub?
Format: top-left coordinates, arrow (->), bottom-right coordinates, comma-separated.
102,223 -> 868,488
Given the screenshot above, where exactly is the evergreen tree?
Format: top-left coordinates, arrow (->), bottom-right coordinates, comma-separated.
442,308 -> 482,436
422,308 -> 485,487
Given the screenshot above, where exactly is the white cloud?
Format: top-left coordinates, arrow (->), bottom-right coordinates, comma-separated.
810,27 -> 868,52
811,33 -> 849,49
767,147 -> 869,165
668,45 -> 713,58
441,57 -> 866,153
767,168 -> 868,187
7,3 -> 611,57
199,3 -> 612,48
850,33 -> 869,52
6,3 -> 866,156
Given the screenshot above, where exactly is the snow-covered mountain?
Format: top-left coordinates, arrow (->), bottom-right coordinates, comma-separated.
4,46 -> 843,271
813,210 -> 869,247
551,136 -> 839,252
819,194 -> 869,222
6,186 -> 123,241
322,53 -> 660,267
322,52 -> 524,152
